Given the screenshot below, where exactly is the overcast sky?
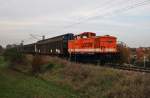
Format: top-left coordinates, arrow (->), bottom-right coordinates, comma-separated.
0,0 -> 150,47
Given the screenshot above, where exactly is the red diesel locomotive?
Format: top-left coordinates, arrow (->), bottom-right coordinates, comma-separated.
68,32 -> 119,63
68,32 -> 117,54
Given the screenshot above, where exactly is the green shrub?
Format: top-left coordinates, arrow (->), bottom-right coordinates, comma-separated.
40,63 -> 55,73
31,55 -> 44,74
3,48 -> 25,67
0,56 -> 8,67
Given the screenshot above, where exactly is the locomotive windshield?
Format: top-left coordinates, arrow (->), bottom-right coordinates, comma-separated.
75,32 -> 96,39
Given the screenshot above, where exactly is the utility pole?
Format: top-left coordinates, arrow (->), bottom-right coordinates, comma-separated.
21,40 -> 24,46
42,35 -> 45,40
144,55 -> 146,68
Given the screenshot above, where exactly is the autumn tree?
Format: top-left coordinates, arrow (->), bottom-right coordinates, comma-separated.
148,50 -> 150,61
117,43 -> 131,64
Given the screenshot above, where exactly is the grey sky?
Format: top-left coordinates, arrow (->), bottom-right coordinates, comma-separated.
0,0 -> 150,47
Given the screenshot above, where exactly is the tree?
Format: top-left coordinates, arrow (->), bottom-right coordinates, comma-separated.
3,48 -> 25,67
148,50 -> 150,61
0,45 -> 3,54
117,44 -> 131,64
6,44 -> 17,49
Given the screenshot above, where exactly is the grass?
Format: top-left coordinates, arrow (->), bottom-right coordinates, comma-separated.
0,69 -> 80,98
41,63 -> 123,98
0,56 -> 9,68
0,56 -> 80,98
1,54 -> 150,98
38,56 -> 150,98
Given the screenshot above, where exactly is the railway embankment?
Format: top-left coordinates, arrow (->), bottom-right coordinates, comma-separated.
19,55 -> 150,98
0,56 -> 80,98
1,52 -> 150,98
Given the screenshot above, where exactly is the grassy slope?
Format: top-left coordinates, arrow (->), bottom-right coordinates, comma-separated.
1,55 -> 150,98
0,57 -> 80,98
39,56 -> 150,98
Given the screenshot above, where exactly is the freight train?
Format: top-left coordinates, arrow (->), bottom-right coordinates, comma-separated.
16,32 -> 120,64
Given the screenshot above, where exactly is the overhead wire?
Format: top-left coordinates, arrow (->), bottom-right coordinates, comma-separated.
21,0 -> 150,43
39,0 -> 150,40
63,0 -> 128,28
42,0 -> 130,33
64,0 -> 150,28
92,0 -> 150,19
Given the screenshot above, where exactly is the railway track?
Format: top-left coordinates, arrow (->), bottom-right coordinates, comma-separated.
112,65 -> 150,73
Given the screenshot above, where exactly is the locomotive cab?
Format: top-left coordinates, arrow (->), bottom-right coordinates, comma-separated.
75,32 -> 96,39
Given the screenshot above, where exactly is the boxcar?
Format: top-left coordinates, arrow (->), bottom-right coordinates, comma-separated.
21,43 -> 36,53
36,33 -> 74,56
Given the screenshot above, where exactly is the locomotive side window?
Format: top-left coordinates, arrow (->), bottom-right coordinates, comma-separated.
90,33 -> 96,37
82,35 -> 87,38
82,33 -> 88,38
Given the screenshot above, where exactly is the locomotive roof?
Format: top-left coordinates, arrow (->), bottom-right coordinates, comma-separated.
37,33 -> 73,44
23,43 -> 36,46
97,35 -> 117,38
